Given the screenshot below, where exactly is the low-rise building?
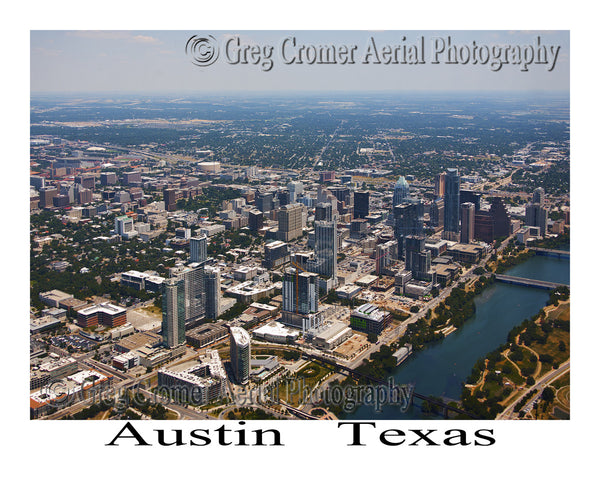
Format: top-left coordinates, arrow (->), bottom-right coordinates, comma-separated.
446,243 -> 485,264
112,351 -> 140,371
252,321 -> 299,344
39,290 -> 73,309
349,303 -> 391,336
335,284 -> 362,300
404,280 -> 433,298
186,322 -> 229,349
157,350 -> 227,405
308,321 -> 353,350
30,316 -> 63,334
77,303 -> 127,328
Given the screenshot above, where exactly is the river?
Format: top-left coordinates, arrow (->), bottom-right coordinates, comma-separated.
345,248 -> 570,420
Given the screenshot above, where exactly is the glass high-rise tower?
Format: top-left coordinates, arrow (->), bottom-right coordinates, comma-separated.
393,199 -> 424,258
162,277 -> 186,348
189,235 -> 207,263
393,176 -> 410,207
443,168 -> 461,239
229,327 -> 251,385
314,218 -> 338,280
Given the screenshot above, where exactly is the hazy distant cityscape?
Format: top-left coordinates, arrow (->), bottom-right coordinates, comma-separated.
29,92 -> 570,420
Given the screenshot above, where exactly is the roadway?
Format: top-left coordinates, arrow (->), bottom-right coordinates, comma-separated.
497,360 -> 570,419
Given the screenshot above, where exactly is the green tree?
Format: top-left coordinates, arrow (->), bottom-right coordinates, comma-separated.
541,387 -> 555,403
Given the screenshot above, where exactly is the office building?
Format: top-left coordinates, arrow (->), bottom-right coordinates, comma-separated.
315,202 -> 333,221
393,199 -> 424,258
263,240 -> 290,269
349,303 -> 391,336
248,209 -> 264,232
115,215 -> 135,237
30,175 -> 46,190
59,183 -> 75,204
350,219 -> 368,239
393,176 -> 410,207
162,277 -> 186,348
39,186 -> 58,208
447,243 -> 486,264
277,203 -> 303,241
329,186 -> 352,212
77,188 -> 93,205
163,188 -> 181,212
288,181 -> 304,203
375,240 -> 398,275
77,303 -> 127,328
525,201 -> 548,237
52,194 -> 70,208
114,190 -> 131,204
460,202 -> 475,244
100,172 -> 117,186
434,172 -> 446,198
460,190 -> 482,212
354,190 -> 370,219
319,171 -> 335,183
404,236 -> 431,281
122,171 -> 142,185
281,268 -> 322,331
75,174 -> 95,190
532,187 -> 545,205
490,197 -> 511,239
430,197 -> 444,228
186,322 -> 229,349
230,327 -> 251,385
276,190 -> 290,207
443,168 -> 460,240
204,265 -> 221,320
169,263 -> 206,325
314,218 -> 338,280
190,235 -> 208,263
473,197 -> 512,243
255,191 -> 274,213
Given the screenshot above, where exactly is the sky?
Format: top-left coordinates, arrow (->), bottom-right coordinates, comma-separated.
30,30 -> 569,94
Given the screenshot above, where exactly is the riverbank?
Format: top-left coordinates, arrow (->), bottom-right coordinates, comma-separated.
460,291 -> 570,419
336,240 -> 570,420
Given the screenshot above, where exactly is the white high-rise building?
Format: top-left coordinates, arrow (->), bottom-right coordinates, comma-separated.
115,215 -> 134,236
229,327 -> 251,385
162,277 -> 186,348
288,181 -> 304,203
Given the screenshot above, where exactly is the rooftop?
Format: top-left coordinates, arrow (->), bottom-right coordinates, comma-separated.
230,326 -> 250,347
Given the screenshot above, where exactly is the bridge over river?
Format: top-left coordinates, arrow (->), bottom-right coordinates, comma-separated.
495,274 -> 568,290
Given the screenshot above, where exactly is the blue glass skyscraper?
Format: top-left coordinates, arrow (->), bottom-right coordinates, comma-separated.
443,168 -> 461,239
393,176 -> 410,207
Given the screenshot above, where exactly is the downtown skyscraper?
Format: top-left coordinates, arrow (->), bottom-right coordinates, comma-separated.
443,168 -> 461,241
314,217 -> 338,280
393,199 -> 424,258
189,235 -> 208,263
393,176 -> 410,207
162,277 -> 186,348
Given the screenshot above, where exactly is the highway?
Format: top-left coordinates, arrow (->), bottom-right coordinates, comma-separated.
497,360 -> 570,419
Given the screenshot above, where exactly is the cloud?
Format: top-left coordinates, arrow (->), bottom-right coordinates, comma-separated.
131,35 -> 162,45
66,31 -> 162,45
